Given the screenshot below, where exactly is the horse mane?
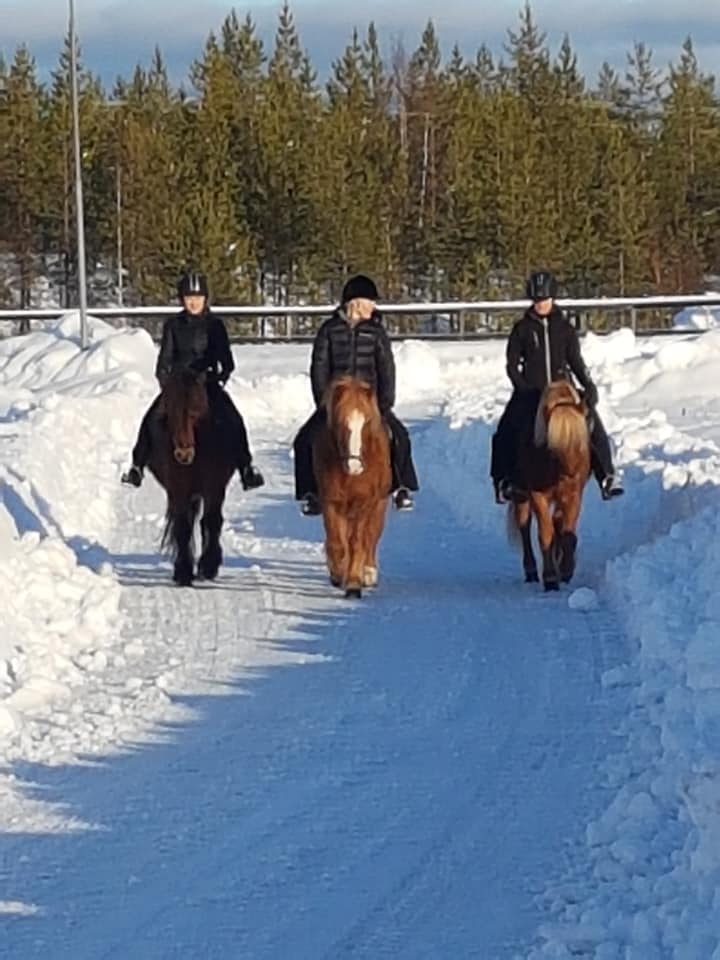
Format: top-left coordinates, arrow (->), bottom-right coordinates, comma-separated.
534,381 -> 589,459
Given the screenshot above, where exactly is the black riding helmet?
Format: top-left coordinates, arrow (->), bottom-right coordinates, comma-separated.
178,271 -> 209,300
526,270 -> 558,302
341,274 -> 379,303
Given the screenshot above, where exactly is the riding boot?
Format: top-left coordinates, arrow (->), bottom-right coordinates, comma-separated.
121,465 -> 144,487
294,410 -> 324,500
385,411 -> 419,493
589,411 -> 623,499
393,488 -> 414,511
300,493 -> 321,516
240,463 -> 265,490
122,398 -> 159,487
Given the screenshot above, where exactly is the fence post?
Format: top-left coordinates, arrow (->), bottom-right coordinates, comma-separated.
286,313 -> 292,339
630,306 -> 637,334
458,309 -> 465,339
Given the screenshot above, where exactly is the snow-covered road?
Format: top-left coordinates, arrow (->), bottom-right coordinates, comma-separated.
2,418 -> 627,959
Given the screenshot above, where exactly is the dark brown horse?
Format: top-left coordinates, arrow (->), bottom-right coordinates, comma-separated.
508,381 -> 591,591
313,376 -> 392,599
147,370 -> 236,586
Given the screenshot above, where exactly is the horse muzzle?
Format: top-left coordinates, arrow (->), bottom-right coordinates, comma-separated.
174,446 -> 196,465
344,455 -> 364,475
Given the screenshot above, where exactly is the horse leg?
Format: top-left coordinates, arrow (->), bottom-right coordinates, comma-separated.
363,499 -> 388,588
345,509 -> 365,599
170,498 -> 197,586
555,491 -> 581,584
533,494 -> 560,592
198,495 -> 225,581
515,501 -> 538,583
322,502 -> 348,589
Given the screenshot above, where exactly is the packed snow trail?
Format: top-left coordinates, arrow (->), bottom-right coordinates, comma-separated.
1,420 -> 628,959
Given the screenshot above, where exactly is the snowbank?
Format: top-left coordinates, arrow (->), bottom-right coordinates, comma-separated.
0,498 -> 121,757
529,506 -> 720,959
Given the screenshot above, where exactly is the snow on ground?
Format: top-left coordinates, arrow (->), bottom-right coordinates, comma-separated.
1,316 -> 720,956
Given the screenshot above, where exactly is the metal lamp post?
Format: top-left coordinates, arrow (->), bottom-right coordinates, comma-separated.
69,0 -> 89,348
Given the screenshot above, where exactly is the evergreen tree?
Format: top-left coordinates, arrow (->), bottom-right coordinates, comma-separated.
253,3 -> 321,302
1,47 -> 47,307
3,13 -> 720,311
655,38 -> 720,289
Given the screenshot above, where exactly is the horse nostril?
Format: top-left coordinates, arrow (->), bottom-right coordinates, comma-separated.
174,447 -> 195,465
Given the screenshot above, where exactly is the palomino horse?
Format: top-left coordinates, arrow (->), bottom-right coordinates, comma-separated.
313,376 -> 392,599
508,381 -> 591,591
147,370 -> 236,586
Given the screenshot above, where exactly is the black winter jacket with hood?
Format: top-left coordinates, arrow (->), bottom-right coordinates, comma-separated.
506,306 -> 597,404
310,308 -> 396,413
155,309 -> 234,386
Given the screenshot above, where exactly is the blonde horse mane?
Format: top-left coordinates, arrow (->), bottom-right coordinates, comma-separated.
534,381 -> 589,459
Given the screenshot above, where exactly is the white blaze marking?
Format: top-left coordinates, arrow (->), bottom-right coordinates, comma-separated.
347,409 -> 365,474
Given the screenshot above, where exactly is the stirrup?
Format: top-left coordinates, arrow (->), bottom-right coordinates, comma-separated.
499,479 -> 528,504
300,494 -> 321,516
601,476 -> 624,500
393,488 -> 414,511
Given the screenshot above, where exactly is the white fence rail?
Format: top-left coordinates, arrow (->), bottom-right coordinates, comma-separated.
2,294 -> 720,340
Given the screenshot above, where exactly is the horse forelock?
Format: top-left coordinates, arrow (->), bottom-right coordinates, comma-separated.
161,374 -> 209,452
327,376 -> 378,427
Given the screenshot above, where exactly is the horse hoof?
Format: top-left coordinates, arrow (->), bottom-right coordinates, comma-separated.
363,566 -> 378,588
330,575 -> 342,588
525,571 -> 539,583
561,574 -> 573,584
543,580 -> 560,592
198,564 -> 219,582
174,574 -> 194,587
345,587 -> 362,600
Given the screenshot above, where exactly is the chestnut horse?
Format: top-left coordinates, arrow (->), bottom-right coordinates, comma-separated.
147,370 -> 236,586
508,381 -> 590,591
313,376 -> 392,599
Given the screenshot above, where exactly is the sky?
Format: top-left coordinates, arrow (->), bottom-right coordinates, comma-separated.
1,0 -> 719,89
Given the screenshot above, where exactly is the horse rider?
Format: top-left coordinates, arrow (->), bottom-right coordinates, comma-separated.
293,274 -> 419,516
491,269 -> 624,504
121,270 -> 264,491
